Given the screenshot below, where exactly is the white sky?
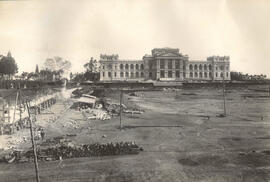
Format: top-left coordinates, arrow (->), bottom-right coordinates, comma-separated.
0,0 -> 270,76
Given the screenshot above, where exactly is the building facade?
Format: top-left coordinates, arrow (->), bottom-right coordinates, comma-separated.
100,48 -> 230,82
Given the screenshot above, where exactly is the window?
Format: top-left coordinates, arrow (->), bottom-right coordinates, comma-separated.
108,72 -> 111,77
120,64 -> 124,69
141,72 -> 144,77
149,72 -> 152,78
125,72 -> 129,77
136,64 -> 139,69
176,71 -> 180,78
209,64 -> 212,70
103,72 -> 105,77
136,72 -> 139,78
140,64 -> 144,70
103,66 -> 105,69
160,60 -> 165,69
194,65 -> 198,70
125,64 -> 129,69
115,65 -> 117,70
189,64 -> 193,70
108,64 -> 112,69
114,72 -> 117,77
221,72 -> 224,78
168,71 -> 172,78
226,72 -> 229,77
160,70 -> 165,78
130,64 -> 134,70
216,72 -> 218,77
204,65 -> 207,70
183,72 -> 186,78
195,72 -> 198,77
168,60 -> 172,69
199,72 -> 202,78
120,72 -> 124,77
131,72 -> 134,78
204,72 -> 207,78
199,65 -> 202,70
190,72 -> 193,78
216,67 -> 218,71
175,60 -> 180,69
209,72 -> 212,78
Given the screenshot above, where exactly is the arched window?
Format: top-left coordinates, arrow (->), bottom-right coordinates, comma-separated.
195,72 -> 198,77
216,72 -> 218,77
220,72 -> 224,78
209,64 -> 212,70
160,70 -> 165,78
199,64 -> 202,70
136,72 -> 139,78
120,72 -> 124,77
108,72 -> 112,77
140,64 -> 144,70
120,64 -> 124,69
226,72 -> 229,77
131,72 -> 134,78
176,71 -> 180,78
190,72 -> 193,78
204,64 -> 207,70
189,64 -> 193,70
209,72 -> 212,78
168,71 -> 172,78
194,65 -> 198,70
125,72 -> 129,77
108,64 -> 112,69
199,72 -> 202,78
130,64 -> 134,70
141,72 -> 144,77
136,64 -> 139,70
125,64 -> 129,69
204,72 -> 207,78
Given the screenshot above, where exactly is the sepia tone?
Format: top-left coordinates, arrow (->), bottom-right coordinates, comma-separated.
0,0 -> 270,182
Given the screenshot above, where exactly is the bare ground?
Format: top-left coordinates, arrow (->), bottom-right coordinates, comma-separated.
0,85 -> 270,182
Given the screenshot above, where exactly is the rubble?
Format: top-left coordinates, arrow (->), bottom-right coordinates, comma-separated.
1,141 -> 143,163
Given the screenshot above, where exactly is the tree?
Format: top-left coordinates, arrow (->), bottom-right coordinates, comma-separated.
84,57 -> 99,73
43,57 -> 72,80
44,57 -> 71,72
0,53 -> 18,79
21,72 -> 29,80
35,64 -> 39,74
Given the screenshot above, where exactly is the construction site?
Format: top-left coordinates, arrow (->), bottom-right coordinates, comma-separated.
0,83 -> 269,182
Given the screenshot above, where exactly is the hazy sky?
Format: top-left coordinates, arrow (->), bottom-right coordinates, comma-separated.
0,0 -> 270,76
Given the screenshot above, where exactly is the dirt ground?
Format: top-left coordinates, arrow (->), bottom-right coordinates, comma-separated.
0,84 -> 270,182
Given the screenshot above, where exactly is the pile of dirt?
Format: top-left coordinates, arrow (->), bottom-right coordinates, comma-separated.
82,109 -> 111,120
2,141 -> 143,163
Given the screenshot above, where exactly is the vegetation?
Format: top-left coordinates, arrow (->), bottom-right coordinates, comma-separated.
230,71 -> 267,81
72,57 -> 100,82
0,52 -> 18,79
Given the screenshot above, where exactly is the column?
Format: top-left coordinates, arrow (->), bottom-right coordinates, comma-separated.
172,59 -> 175,78
156,59 -> 160,79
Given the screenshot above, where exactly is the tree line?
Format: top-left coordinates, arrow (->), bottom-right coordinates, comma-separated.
230,71 -> 267,81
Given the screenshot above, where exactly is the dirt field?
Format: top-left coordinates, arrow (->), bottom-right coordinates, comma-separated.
0,84 -> 270,182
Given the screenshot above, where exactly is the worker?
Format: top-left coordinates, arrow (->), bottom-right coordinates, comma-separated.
40,129 -> 45,140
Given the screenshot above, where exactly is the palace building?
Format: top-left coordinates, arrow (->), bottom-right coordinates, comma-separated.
99,48 -> 230,82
